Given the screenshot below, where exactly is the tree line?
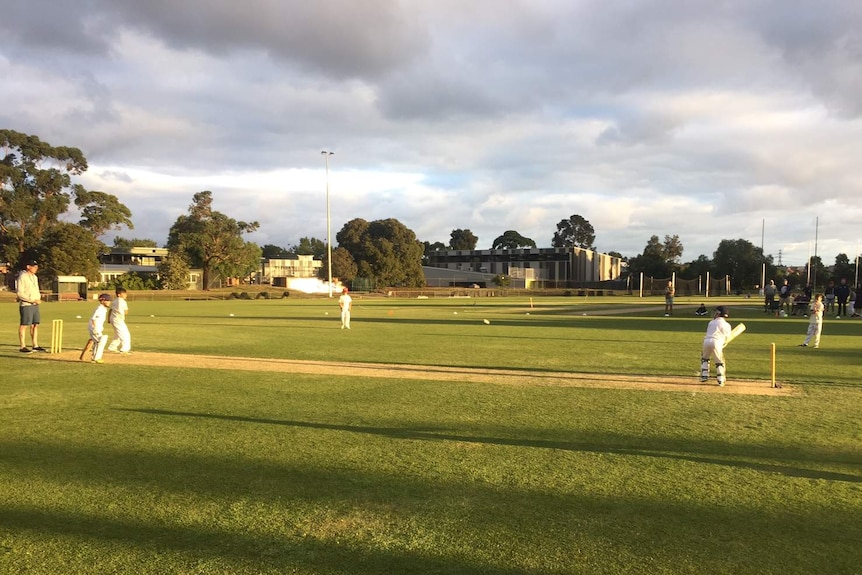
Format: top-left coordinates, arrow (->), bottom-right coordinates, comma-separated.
2,130 -> 858,291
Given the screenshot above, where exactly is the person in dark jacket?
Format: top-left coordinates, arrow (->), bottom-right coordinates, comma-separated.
835,278 -> 851,318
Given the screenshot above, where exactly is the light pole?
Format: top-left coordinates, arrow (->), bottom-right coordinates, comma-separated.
321,151 -> 334,297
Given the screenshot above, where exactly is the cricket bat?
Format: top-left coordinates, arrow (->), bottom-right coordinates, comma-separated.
79,338 -> 93,360
726,322 -> 746,345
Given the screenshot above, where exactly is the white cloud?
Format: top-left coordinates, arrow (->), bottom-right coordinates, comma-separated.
1,0 -> 861,269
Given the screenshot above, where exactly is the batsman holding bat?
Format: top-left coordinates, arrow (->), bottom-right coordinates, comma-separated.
700,305 -> 733,386
84,293 -> 112,363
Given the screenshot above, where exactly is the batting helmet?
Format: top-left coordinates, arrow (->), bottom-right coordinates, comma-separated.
715,305 -> 729,317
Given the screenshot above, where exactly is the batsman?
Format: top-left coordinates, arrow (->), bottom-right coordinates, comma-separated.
83,293 -> 112,363
700,305 -> 744,387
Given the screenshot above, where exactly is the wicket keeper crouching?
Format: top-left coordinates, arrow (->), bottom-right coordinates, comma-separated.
701,306 -> 731,386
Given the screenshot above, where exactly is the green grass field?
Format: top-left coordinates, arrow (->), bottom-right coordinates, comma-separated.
1,294 -> 860,574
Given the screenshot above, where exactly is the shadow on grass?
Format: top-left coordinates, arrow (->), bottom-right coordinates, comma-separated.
118,409 -> 862,483
1,427 -> 859,574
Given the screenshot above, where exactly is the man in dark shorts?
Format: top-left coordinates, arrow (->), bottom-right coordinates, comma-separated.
16,260 -> 46,353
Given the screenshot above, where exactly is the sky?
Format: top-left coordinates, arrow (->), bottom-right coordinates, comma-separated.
2,0 -> 861,266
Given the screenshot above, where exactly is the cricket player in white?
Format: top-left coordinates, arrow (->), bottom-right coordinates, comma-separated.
107,287 -> 131,353
800,293 -> 824,348
701,305 -> 732,386
88,293 -> 112,362
339,287 -> 352,329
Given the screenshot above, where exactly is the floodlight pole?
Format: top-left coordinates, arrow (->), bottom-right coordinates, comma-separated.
322,151 -> 334,298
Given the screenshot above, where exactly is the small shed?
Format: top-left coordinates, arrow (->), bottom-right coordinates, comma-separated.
53,275 -> 88,301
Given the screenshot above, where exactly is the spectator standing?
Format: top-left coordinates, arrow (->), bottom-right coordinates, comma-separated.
763,280 -> 777,313
824,280 -> 836,314
664,281 -> 675,316
835,278 -> 850,318
16,260 -> 46,353
779,279 -> 792,316
850,285 -> 859,318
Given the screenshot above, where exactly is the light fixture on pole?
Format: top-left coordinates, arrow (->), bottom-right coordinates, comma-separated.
321,151 -> 334,298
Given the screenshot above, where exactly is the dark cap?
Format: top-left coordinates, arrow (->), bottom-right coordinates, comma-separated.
98,293 -> 112,302
715,305 -> 729,318
26,260 -> 39,266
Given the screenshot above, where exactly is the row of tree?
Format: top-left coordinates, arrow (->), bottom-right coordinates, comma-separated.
3,130 -> 857,291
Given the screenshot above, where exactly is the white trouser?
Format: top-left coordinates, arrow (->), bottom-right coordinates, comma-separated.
341,309 -> 351,329
89,332 -> 109,361
701,337 -> 726,383
803,320 -> 822,347
108,320 -> 131,352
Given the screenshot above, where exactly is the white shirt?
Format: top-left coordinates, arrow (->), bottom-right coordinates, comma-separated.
704,317 -> 731,344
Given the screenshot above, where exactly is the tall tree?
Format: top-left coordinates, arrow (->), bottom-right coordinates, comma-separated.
712,238 -> 764,289
0,129 -> 132,265
74,186 -> 133,237
292,237 -> 326,259
832,253 -> 855,283
167,191 -> 260,289
336,218 -> 425,287
627,235 -> 671,278
114,237 -> 159,248
321,246 -> 358,283
157,248 -> 191,290
492,230 -> 536,249
662,234 -> 684,266
261,244 -> 290,258
552,215 -> 595,250
423,241 -> 447,264
449,229 -> 478,250
38,222 -> 104,282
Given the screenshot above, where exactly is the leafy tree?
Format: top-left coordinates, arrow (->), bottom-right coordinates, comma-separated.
663,234 -> 684,266
803,256 -> 829,290
321,246 -> 358,283
106,272 -> 159,290
449,229 -> 478,250
712,239 -> 765,289
261,244 -> 290,258
423,241 -> 447,263
832,253 -> 855,283
336,218 -> 425,287
492,230 -> 536,249
74,187 -> 133,237
38,222 -> 104,282
552,215 -> 595,250
627,234 -> 686,279
114,237 -> 158,248
167,191 -> 260,289
292,237 -> 326,259
157,249 -> 191,290
492,274 -> 511,287
0,129 -> 132,266
627,235 -> 670,278
680,255 -> 712,281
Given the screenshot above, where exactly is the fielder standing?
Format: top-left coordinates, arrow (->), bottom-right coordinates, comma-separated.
107,287 -> 132,353
700,305 -> 732,386
799,293 -> 824,348
664,281 -> 675,316
339,287 -> 352,329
